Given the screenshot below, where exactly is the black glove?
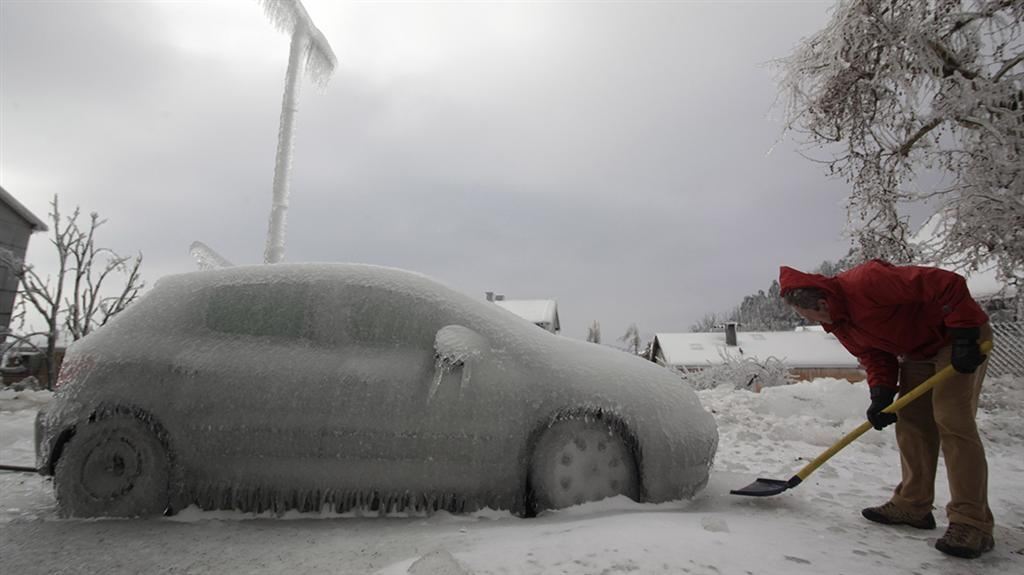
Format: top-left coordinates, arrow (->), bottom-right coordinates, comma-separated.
950,326 -> 984,374
866,387 -> 898,430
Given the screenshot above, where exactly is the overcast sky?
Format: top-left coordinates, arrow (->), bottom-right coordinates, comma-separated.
2,0 -> 866,342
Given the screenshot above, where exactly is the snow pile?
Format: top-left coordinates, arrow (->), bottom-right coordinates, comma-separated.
701,377 -> 895,485
0,389 -> 51,475
0,388 -> 52,413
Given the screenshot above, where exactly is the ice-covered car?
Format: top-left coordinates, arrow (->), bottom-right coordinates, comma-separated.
36,263 -> 717,517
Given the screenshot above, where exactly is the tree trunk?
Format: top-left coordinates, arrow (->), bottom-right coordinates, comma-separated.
45,327 -> 57,390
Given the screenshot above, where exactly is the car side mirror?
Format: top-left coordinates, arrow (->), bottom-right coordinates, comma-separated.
430,325 -> 487,400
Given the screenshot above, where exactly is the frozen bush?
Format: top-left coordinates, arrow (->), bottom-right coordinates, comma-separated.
674,354 -> 795,392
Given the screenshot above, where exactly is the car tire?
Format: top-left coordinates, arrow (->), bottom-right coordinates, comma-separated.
55,415 -> 170,518
529,418 -> 640,512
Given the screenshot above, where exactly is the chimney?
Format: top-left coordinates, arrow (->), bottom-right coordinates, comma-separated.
486,291 -> 494,302
725,322 -> 738,346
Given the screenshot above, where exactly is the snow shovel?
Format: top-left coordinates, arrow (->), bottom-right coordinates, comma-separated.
731,340 -> 993,497
0,464 -> 36,473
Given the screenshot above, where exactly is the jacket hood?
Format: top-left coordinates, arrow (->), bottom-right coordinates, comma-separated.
779,266 -> 835,296
779,266 -> 850,323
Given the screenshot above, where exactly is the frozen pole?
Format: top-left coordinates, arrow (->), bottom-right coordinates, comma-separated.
257,0 -> 337,264
264,26 -> 305,264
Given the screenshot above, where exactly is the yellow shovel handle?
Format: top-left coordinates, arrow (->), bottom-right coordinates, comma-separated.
791,339 -> 993,484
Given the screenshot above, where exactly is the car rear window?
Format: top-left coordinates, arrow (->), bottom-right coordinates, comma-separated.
205,283 -> 311,339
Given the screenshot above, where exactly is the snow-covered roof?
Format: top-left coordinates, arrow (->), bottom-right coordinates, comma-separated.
0,186 -> 47,231
912,213 -> 1016,299
493,299 -> 560,330
652,330 -> 859,368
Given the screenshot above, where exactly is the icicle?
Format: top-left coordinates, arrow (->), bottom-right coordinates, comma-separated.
427,366 -> 445,401
188,241 -> 233,270
256,0 -> 337,86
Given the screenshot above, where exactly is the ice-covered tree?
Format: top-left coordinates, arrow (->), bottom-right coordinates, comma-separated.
257,0 -> 337,264
0,197 -> 143,388
619,323 -> 642,354
675,355 -> 796,392
779,0 -> 1023,291
736,281 -> 802,331
815,257 -> 853,277
690,313 -> 726,333
691,258 -> 853,333
586,321 -> 601,344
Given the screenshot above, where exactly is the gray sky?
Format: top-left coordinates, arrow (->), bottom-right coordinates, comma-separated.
1,0 -> 860,342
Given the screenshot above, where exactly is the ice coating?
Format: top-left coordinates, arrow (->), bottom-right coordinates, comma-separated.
36,263 -> 718,515
431,325 -> 486,400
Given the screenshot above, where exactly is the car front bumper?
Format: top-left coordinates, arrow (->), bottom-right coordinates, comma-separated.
34,403 -> 55,476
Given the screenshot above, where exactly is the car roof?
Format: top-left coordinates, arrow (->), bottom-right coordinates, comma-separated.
157,263 -> 441,294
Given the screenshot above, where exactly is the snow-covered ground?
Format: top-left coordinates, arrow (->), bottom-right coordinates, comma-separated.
2,379 -> 1022,574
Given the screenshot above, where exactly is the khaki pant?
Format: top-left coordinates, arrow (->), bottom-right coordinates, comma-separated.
890,324 -> 994,535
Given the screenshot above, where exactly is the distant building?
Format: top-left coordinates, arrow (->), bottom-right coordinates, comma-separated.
649,323 -> 865,382
2,345 -> 66,389
0,186 -> 48,348
486,292 -> 561,334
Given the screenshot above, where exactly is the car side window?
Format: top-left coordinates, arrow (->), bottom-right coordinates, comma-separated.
311,284 -> 439,348
205,283 -> 311,340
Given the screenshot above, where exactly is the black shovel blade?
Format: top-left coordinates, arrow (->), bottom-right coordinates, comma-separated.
0,464 -> 37,473
730,477 -> 792,497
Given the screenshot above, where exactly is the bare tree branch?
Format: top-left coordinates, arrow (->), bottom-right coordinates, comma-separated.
5,195 -> 145,388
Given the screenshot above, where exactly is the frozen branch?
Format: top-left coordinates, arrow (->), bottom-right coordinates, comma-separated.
896,117 -> 943,157
993,53 -> 1024,82
6,195 -> 145,388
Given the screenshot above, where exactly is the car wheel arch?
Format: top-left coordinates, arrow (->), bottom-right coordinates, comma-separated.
521,407 -> 646,517
48,403 -> 177,476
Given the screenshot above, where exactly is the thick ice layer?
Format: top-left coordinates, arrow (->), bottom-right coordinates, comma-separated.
37,263 -> 718,515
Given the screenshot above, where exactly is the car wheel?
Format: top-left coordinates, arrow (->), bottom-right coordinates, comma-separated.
529,418 -> 640,512
55,415 -> 170,517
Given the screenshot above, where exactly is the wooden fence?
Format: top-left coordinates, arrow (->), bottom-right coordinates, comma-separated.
989,322 -> 1024,378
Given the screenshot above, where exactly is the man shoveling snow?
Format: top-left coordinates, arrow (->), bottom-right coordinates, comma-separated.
779,259 -> 994,559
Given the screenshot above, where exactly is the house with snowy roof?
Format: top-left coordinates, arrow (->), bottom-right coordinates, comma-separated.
486,292 -> 561,334
0,186 -> 48,348
649,323 -> 864,382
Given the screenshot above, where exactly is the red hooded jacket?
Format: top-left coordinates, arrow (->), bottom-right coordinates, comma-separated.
779,260 -> 988,392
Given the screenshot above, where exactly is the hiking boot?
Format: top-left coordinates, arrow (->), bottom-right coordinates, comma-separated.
935,523 -> 995,559
861,501 -> 936,529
